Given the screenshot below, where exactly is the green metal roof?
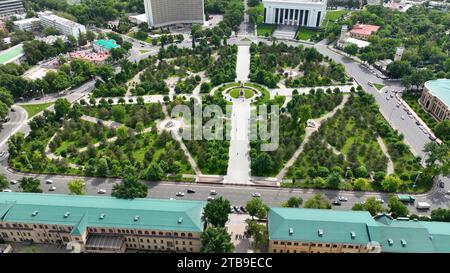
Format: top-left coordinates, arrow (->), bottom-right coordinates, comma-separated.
94,39 -> 120,50
268,208 -> 378,245
0,43 -> 24,65
0,193 -> 205,234
268,208 -> 450,253
424,79 -> 450,108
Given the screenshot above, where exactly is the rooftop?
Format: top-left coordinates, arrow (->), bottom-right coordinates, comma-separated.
0,193 -> 206,234
0,43 -> 24,64
94,39 -> 120,50
13,17 -> 40,25
345,37 -> 371,48
424,79 -> 450,108
350,24 -> 380,36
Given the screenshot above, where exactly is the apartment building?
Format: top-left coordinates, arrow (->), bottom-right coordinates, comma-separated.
262,0 -> 327,28
144,0 -> 205,28
13,17 -> 41,31
0,193 -> 205,253
37,11 -> 86,37
0,0 -> 25,20
268,208 -> 450,253
419,79 -> 450,122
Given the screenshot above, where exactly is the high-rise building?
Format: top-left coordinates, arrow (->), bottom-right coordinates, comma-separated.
0,0 -> 25,20
262,0 -> 327,28
38,11 -> 86,37
144,0 -> 205,28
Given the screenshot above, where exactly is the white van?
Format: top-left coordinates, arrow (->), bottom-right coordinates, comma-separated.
416,202 -> 431,210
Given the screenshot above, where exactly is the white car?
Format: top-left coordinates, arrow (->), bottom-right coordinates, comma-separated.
210,190 -> 217,195
446,190 -> 450,195
207,196 -> 215,201
48,186 -> 56,191
97,189 -> 106,194
10,180 -> 17,185
252,192 -> 261,198
401,115 -> 405,120
45,179 -> 53,184
176,192 -> 185,197
2,189 -> 12,192
338,196 -> 348,202
376,198 -> 385,204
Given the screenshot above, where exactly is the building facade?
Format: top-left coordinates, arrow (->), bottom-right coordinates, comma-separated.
268,208 -> 450,253
262,0 -> 327,28
13,17 -> 41,31
144,0 -> 205,28
419,79 -> 450,121
38,11 -> 86,37
0,0 -> 25,20
0,193 -> 205,253
349,24 -> 380,40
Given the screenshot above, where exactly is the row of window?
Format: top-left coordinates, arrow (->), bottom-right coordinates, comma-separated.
272,241 -> 361,249
124,243 -> 194,252
88,227 -> 194,237
0,222 -> 72,232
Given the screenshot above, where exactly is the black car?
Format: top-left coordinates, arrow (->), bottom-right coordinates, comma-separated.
187,189 -> 196,193
332,200 -> 342,206
416,121 -> 420,125
439,181 -> 445,188
240,206 -> 247,213
233,206 -> 240,213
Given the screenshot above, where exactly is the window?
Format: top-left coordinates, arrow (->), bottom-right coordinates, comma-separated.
176,241 -> 178,244
280,242 -> 285,245
138,230 -> 142,235
333,244 -> 338,248
293,250 -> 297,253
181,233 -> 185,237
176,247 -> 179,250
182,241 -> 185,245
294,242 -> 298,246
325,244 -> 330,247
190,248 -> 193,252
189,242 -> 192,246
158,232 -> 163,236
152,231 -> 156,235
160,240 -> 163,243
273,249 -> 277,253
280,249 -> 283,253
140,239 -> 143,243
286,250 -> 290,253
154,246 -> 158,249
154,240 -> 156,243
145,231 -> 149,235
274,241 -> 278,245
188,233 -> 192,237
287,242 -> 292,246
174,232 -> 178,236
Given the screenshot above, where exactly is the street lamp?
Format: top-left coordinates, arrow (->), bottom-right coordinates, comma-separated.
413,171 -> 422,189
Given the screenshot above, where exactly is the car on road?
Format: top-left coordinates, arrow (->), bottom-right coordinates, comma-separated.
0,151 -> 5,157
368,80 -> 374,86
338,196 -> 348,202
230,206 -> 234,213
97,189 -> 106,194
397,194 -> 415,203
252,192 -> 261,197
207,196 -> 215,201
10,108 -> 15,112
210,190 -> 217,195
376,198 -> 385,204
446,190 -> 450,195
332,200 -> 341,206
386,96 -> 390,100
10,180 -> 17,185
401,115 -> 405,120
416,121 -> 421,125
187,189 -> 196,193
390,94 -> 394,98
48,186 -> 56,191
416,202 -> 431,210
2,189 -> 12,192
233,206 -> 240,213
176,192 -> 185,197
240,206 -> 247,213
439,181 -> 445,188
45,179 -> 53,184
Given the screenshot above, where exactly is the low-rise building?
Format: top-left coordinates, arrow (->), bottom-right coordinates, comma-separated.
93,39 -> 120,53
268,208 -> 450,253
38,11 -> 86,37
349,24 -> 380,40
128,13 -> 147,25
13,17 -> 41,31
419,79 -> 450,121
0,193 -> 206,253
0,0 -> 25,20
0,42 -> 24,65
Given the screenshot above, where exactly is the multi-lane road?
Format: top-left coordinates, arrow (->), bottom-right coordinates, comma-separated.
0,28 -> 448,215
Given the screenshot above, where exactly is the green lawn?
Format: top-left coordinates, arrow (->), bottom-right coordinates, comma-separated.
257,23 -> 276,37
18,102 -> 54,118
296,28 -> 320,41
139,49 -> 149,54
322,9 -> 350,27
229,88 -> 255,99
128,32 -> 153,43
374,83 -> 385,90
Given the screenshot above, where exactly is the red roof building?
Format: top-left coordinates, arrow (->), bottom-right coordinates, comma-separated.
349,24 -> 380,40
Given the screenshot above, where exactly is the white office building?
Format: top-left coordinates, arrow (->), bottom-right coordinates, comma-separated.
13,17 -> 41,31
262,0 -> 327,28
144,0 -> 204,28
38,11 -> 86,37
0,0 -> 25,20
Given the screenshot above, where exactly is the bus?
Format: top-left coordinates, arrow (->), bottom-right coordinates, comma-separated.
397,195 -> 415,203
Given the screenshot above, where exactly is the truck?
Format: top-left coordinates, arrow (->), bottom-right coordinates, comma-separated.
397,195 -> 415,203
416,202 -> 431,210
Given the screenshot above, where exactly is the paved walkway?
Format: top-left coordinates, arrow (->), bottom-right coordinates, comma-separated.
276,94 -> 350,180
236,45 -> 251,82
377,136 -> 394,175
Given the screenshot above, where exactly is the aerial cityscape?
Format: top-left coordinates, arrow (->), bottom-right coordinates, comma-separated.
0,0 -> 449,257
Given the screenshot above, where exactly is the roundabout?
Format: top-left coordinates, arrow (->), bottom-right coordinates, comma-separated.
221,83 -> 263,102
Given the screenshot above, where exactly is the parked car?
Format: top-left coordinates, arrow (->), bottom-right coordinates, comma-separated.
207,196 -> 215,201
210,190 -> 217,195
446,190 -> 450,195
416,202 -> 431,210
48,186 -> 56,191
187,189 -> 196,193
416,121 -> 421,125
332,200 -> 342,206
439,181 -> 445,188
240,206 -> 247,213
97,189 -> 106,194
338,196 -> 348,202
233,206 -> 240,213
176,192 -> 185,197
0,151 -> 5,157
252,192 -> 261,197
2,189 -> 12,192
376,198 -> 385,204
10,180 -> 17,185
230,206 -> 234,213
45,179 -> 53,184
10,108 -> 15,112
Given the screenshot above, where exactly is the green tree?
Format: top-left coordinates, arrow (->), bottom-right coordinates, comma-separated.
200,227 -> 234,253
203,196 -> 231,227
112,174 -> 148,199
135,121 -> 144,134
303,194 -> 331,209
388,195 -> 409,218
0,173 -> 9,190
112,105 -> 126,122
353,178 -> 370,191
352,197 -> 385,216
343,43 -> 358,55
381,175 -> 402,192
19,177 -> 42,193
116,125 -> 129,140
245,198 -> 269,219
68,179 -> 85,195
430,208 -> 450,222
282,196 -> 303,208
95,158 -> 109,177
146,162 -> 164,181
246,219 -> 268,251
423,142 -> 449,176
191,24 -> 203,49
434,120 -> 450,143
251,152 -> 273,176
54,98 -> 71,119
